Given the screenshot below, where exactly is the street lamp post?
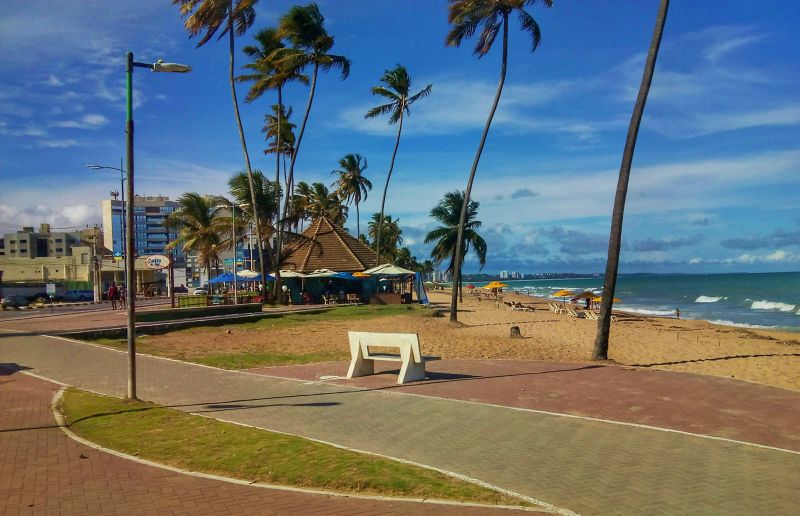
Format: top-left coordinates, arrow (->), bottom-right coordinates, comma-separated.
122,51 -> 190,400
86,159 -> 127,282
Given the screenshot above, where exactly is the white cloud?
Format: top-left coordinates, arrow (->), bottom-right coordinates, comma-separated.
36,139 -> 79,148
52,114 -> 109,129
45,74 -> 64,87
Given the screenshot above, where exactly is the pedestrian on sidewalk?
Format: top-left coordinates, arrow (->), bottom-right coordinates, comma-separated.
108,283 -> 118,310
119,286 -> 127,310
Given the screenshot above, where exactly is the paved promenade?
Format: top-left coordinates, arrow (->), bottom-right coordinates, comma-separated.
2,328 -> 799,515
0,366 -> 520,515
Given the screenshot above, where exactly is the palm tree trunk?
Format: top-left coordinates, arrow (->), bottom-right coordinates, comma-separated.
273,86 -> 284,290
226,3 -> 267,303
592,0 -> 669,360
449,12 -> 508,323
376,108 -> 405,266
356,202 -> 360,237
275,63 -> 318,298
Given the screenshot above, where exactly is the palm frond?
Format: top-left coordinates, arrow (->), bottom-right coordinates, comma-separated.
517,9 -> 543,52
364,101 -> 397,120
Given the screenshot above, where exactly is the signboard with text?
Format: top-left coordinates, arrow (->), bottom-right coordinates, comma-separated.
144,254 -> 171,270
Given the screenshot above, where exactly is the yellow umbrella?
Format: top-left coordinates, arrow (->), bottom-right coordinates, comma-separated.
592,296 -> 621,303
483,281 -> 508,289
553,289 -> 574,297
352,271 -> 370,278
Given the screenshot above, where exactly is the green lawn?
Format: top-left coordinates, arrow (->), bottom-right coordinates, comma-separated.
61,388 -> 522,505
84,304 -> 422,369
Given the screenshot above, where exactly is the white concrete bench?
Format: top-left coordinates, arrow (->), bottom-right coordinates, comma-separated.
346,331 -> 441,384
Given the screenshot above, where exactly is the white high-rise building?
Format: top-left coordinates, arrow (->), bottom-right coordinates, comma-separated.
500,270 -> 509,279
101,195 -> 184,265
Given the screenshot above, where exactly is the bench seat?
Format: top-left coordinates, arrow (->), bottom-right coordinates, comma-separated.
346,331 -> 440,384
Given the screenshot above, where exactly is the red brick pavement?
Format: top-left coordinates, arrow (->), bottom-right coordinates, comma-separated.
0,369 -> 538,515
255,359 -> 800,452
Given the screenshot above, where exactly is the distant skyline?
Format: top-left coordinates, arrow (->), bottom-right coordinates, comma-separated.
1,1 -> 798,274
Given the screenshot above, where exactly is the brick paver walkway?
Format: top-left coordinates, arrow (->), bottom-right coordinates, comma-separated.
2,330 -> 799,515
0,367 -> 530,515
257,359 -> 800,451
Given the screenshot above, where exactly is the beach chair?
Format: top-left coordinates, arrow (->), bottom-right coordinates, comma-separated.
586,310 -> 617,322
565,307 -> 582,318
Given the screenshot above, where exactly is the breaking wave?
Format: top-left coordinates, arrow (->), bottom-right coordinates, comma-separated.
708,320 -> 778,330
750,300 -> 796,312
695,296 -> 726,303
619,307 -> 676,317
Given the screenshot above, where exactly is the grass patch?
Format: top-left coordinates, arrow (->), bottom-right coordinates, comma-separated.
60,388 -> 522,505
231,304 -> 423,331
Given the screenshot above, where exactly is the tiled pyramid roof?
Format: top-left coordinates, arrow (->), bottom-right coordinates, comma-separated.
281,217 -> 379,273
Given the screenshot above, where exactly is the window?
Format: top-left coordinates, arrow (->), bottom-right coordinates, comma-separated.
55,248 -> 63,252
19,239 -> 27,244
55,238 -> 63,243
10,240 -> 16,244
19,249 -> 27,253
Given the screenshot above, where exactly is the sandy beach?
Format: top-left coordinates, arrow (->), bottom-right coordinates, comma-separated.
113,290 -> 800,393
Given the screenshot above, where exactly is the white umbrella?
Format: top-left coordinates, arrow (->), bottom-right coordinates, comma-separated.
305,268 -> 338,278
362,263 -> 415,275
236,269 -> 259,278
274,270 -> 306,278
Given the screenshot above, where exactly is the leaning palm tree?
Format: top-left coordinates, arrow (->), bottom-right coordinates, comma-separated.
165,192 -> 226,281
364,65 -> 432,267
425,190 -> 487,302
331,153 -> 372,237
445,0 -> 552,322
272,3 -> 350,291
173,0 -> 269,301
593,0 -> 670,361
368,213 -> 403,263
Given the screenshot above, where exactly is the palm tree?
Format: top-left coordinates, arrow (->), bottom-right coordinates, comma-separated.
593,0 -> 670,361
273,3 -> 350,290
368,213 -> 403,262
227,170 -> 281,269
365,65 -> 432,267
305,182 -> 348,225
288,180 -> 313,232
173,0 -> 269,301
425,190 -> 487,302
165,192 -> 226,281
445,0 -> 552,322
237,26 -> 307,298
262,104 -> 296,181
331,153 -> 372,237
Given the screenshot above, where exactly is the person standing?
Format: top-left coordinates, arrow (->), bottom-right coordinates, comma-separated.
119,286 -> 127,310
675,307 -> 681,320
107,283 -> 118,310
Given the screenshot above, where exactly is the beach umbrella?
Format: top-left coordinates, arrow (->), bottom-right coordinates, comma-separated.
352,271 -> 370,278
570,291 -> 597,301
363,263 -> 416,275
553,289 -> 575,305
305,269 -> 339,278
467,284 -> 476,289
592,296 -> 621,303
483,281 -> 508,290
236,269 -> 259,278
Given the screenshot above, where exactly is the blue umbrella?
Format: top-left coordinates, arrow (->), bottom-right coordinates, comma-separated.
208,271 -> 235,284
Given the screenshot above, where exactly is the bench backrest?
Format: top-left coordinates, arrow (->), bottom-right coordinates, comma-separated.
347,331 -> 422,363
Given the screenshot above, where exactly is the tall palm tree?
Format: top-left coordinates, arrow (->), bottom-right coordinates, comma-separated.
445,0 -> 552,322
305,182 -> 348,225
425,190 -> 487,301
165,192 -> 226,281
173,0 -> 269,301
331,153 -> 372,237
237,26 -> 306,297
288,180 -> 313,232
273,3 -> 350,291
364,65 -> 432,267
368,213 -> 403,262
593,0 -> 670,361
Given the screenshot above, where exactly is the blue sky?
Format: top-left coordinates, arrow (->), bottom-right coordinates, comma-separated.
1,0 -> 798,274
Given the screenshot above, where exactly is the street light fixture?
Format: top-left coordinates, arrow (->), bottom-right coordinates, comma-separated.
124,51 -> 190,401
85,160 -> 127,282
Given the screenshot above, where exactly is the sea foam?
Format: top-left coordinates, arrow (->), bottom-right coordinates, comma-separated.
750,300 -> 796,312
708,320 -> 778,330
695,295 -> 726,303
620,307 -> 676,317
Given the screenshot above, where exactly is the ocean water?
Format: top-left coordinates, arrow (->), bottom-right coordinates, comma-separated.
487,272 -> 800,332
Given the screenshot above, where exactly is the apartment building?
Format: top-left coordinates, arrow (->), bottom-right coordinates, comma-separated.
101,195 -> 184,265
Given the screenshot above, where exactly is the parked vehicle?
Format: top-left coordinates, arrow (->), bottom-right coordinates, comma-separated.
28,292 -> 64,304
192,288 -> 208,295
1,294 -> 30,308
64,289 -> 94,301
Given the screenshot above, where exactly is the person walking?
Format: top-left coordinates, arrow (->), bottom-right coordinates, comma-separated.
119,286 -> 127,310
107,283 -> 118,310
675,307 -> 681,320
